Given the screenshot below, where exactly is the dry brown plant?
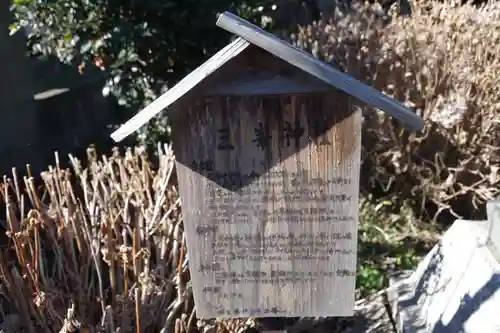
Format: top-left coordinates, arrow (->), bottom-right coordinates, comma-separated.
292,0 -> 500,220
0,146 -> 256,333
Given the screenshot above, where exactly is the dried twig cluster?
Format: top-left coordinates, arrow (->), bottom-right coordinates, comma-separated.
0,146 -> 254,333
292,0 -> 500,219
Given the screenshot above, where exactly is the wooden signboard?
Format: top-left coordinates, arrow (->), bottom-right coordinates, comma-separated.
171,91 -> 361,318
110,11 -> 424,320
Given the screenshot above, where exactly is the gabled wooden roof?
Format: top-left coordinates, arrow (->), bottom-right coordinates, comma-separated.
111,12 -> 424,143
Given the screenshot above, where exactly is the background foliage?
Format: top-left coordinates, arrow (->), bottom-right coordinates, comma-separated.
292,0 -> 500,222
10,0 -> 278,146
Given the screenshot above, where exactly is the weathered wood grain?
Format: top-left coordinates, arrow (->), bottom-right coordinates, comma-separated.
170,91 -> 361,318
203,45 -> 333,96
205,73 -> 331,96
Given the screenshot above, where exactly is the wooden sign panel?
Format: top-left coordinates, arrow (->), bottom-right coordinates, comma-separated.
170,91 -> 361,318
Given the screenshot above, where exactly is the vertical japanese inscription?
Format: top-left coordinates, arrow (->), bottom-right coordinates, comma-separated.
253,121 -> 271,150
283,117 -> 305,149
173,93 -> 361,318
217,128 -> 234,151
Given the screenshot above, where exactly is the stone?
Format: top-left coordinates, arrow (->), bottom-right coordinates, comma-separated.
487,199 -> 500,261
388,220 -> 500,332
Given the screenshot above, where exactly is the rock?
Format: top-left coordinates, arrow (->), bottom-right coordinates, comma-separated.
389,220 -> 500,333
486,199 -> 500,261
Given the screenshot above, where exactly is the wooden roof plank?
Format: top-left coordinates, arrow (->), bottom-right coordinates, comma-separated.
110,37 -> 250,142
111,12 -> 424,143
216,11 -> 424,132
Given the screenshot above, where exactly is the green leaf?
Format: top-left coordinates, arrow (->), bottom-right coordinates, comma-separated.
80,40 -> 92,54
8,23 -> 21,36
12,0 -> 31,5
